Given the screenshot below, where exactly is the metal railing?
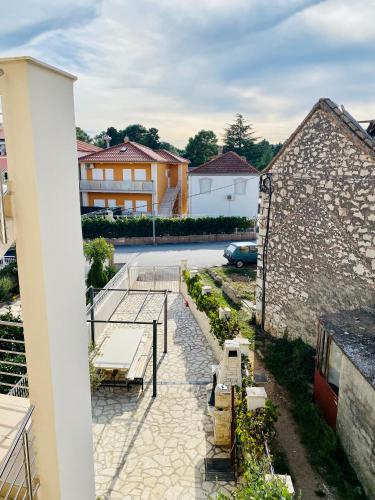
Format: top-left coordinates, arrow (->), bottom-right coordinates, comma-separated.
86,263 -> 128,315
8,374 -> 29,398
0,405 -> 39,499
80,179 -> 153,193
0,320 -> 27,395
0,255 -> 16,269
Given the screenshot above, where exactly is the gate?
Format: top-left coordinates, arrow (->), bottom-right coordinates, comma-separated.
128,266 -> 181,292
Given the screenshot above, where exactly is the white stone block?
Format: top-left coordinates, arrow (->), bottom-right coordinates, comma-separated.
219,307 -> 231,320
201,285 -> 212,295
235,336 -> 250,357
189,268 -> 199,277
218,340 -> 242,386
215,384 -> 231,408
246,386 -> 267,411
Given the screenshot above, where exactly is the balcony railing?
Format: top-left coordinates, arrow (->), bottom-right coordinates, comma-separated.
0,404 -> 39,499
80,179 -> 153,193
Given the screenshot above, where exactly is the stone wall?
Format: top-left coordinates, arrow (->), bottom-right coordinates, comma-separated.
256,106 -> 375,346
337,356 -> 375,498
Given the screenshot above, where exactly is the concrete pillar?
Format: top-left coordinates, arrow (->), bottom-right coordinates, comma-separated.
0,57 -> 95,500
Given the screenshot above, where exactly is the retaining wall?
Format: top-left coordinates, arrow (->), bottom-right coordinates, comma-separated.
105,231 -> 256,246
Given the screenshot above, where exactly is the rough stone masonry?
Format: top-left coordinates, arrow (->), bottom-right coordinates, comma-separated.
256,98 -> 375,346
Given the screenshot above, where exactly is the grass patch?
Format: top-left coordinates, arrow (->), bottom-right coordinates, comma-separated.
211,265 -> 257,302
264,338 -> 367,500
200,271 -> 239,309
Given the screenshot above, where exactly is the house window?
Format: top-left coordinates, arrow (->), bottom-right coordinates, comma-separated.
135,200 -> 147,212
199,178 -> 212,194
92,168 -> 104,180
234,178 -> 247,195
105,169 -> 114,181
93,199 -> 105,208
317,327 -> 342,394
107,199 -> 116,208
135,169 -> 146,181
124,200 -> 133,212
123,169 -> 132,181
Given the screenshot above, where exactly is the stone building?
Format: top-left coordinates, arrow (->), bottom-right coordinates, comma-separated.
256,98 -> 375,346
315,308 -> 375,498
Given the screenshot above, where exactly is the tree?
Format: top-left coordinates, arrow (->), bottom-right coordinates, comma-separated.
184,130 -> 218,167
223,114 -> 256,155
76,127 -> 92,143
143,127 -> 161,149
122,124 -> 148,143
84,237 -> 114,289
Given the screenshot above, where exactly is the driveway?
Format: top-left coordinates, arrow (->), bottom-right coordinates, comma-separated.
92,292 -> 234,499
114,242 -> 230,269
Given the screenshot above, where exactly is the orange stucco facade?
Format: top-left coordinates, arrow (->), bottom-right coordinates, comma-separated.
80,159 -> 188,215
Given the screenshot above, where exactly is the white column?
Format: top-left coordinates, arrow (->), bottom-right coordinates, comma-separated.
0,57 -> 95,500
151,163 -> 158,214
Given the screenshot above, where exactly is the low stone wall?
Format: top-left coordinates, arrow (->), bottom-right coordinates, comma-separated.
180,281 -> 223,362
207,268 -> 242,306
106,231 -> 256,246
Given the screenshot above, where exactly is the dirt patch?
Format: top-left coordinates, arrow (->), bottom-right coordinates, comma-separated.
255,353 -> 334,500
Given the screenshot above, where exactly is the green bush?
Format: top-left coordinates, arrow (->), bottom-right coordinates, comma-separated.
0,262 -> 19,297
84,237 -> 115,289
264,338 -> 367,499
183,270 -> 240,344
0,310 -> 25,394
82,216 -> 254,239
0,276 -> 14,302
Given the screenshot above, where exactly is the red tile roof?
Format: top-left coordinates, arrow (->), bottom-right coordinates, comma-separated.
155,149 -> 189,164
76,140 -> 103,153
189,151 -> 258,175
79,140 -> 177,163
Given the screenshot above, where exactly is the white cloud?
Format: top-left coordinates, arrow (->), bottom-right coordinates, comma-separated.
1,0 -> 375,147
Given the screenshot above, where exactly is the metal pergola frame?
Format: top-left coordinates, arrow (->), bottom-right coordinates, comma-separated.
86,286 -> 170,397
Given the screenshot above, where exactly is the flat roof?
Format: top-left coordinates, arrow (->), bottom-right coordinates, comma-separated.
320,308 -> 375,389
0,56 -> 77,81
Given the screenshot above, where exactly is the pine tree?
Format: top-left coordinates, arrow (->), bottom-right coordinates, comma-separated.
223,114 -> 256,154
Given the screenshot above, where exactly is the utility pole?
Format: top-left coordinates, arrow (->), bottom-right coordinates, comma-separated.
259,173 -> 273,331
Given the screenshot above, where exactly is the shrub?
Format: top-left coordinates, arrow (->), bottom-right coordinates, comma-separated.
183,270 -> 240,344
0,311 -> 25,394
84,237 -> 114,289
0,262 -> 19,296
82,216 -> 254,239
0,276 -> 14,302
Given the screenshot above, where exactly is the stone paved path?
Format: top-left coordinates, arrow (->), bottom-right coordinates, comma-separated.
92,292 -> 234,499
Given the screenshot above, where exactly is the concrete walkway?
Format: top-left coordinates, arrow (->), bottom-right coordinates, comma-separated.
92,292 -> 234,500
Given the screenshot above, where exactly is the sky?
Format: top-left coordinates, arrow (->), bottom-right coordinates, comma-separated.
1,0 -> 375,148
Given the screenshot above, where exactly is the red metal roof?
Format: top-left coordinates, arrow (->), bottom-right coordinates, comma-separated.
76,140 -> 103,153
79,140 -> 177,163
155,149 -> 189,164
189,151 -> 258,175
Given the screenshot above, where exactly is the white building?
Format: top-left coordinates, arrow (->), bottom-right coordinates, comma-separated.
188,151 -> 259,218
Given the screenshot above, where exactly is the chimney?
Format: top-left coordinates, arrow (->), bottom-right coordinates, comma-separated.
217,145 -> 223,155
124,136 -> 130,143
103,133 -> 111,149
240,156 -> 247,161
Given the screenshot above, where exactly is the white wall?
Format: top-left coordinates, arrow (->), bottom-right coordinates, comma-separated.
189,174 -> 259,218
0,57 -> 95,500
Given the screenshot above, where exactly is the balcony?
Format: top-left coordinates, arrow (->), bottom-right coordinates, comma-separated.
80,179 -> 153,193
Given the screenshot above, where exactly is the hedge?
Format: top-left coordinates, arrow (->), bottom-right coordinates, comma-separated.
82,216 -> 254,239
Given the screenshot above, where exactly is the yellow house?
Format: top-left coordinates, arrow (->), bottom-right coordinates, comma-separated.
79,138 -> 189,216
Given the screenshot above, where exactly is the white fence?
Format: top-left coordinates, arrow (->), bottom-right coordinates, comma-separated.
86,264 -> 181,343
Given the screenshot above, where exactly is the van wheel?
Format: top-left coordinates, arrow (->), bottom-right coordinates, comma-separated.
236,260 -> 244,268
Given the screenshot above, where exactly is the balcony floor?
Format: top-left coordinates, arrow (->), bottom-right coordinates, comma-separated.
92,293 -> 234,500
0,394 -> 29,465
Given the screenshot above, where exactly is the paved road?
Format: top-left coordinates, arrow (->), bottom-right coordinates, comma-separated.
114,241 -> 231,268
